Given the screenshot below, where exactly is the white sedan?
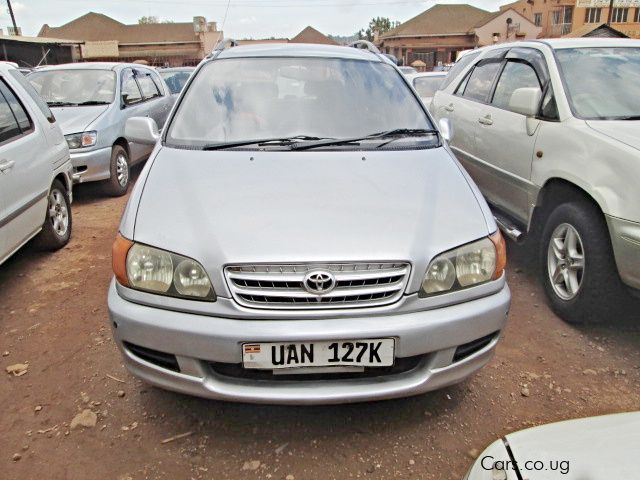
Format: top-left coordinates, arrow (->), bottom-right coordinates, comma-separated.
406,71 -> 447,108
465,412 -> 640,479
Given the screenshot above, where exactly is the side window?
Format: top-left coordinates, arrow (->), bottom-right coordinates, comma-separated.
540,85 -> 559,121
0,80 -> 27,144
137,72 -> 161,100
440,51 -> 481,91
461,61 -> 502,102
149,71 -> 165,96
121,69 -> 142,106
491,61 -> 541,112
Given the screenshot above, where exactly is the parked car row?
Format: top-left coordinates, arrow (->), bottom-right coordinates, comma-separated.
0,61 -> 196,266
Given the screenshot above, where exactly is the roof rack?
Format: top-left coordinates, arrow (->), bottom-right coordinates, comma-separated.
348,40 -> 398,65
348,40 -> 381,54
213,38 -> 238,53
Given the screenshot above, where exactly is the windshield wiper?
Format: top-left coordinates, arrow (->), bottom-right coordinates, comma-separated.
615,115 -> 640,121
47,101 -> 77,107
201,135 -> 330,151
290,128 -> 439,151
76,100 -> 111,106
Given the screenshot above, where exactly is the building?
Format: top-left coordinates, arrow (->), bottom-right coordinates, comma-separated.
378,4 -> 541,69
0,34 -> 81,66
563,21 -> 629,36
38,12 -> 222,66
572,0 -> 640,38
290,26 -> 338,45
501,0 -> 640,39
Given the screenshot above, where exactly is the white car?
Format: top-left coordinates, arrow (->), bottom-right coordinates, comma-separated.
0,64 -> 73,265
406,71 -> 448,108
465,412 -> 640,479
431,38 -> 640,323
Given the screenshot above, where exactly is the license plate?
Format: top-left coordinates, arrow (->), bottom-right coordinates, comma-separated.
242,339 -> 395,370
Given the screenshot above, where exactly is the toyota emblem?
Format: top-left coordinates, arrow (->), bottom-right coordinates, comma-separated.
303,270 -> 336,295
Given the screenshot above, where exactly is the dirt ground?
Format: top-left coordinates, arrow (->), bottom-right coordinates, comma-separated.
2,170 -> 639,480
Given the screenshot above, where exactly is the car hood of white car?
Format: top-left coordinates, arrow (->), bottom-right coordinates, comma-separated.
586,120 -> 640,151
51,105 -> 109,135
132,146 -> 492,296
505,412 -> 640,480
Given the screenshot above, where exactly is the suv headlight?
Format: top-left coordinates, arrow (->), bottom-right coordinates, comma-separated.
65,131 -> 97,149
421,231 -> 506,296
112,233 -> 216,301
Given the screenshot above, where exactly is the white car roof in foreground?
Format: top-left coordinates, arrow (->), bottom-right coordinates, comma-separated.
541,37 -> 640,49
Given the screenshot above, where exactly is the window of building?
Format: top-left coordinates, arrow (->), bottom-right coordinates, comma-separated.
585,7 -> 601,23
611,7 -> 628,22
634,7 -> 640,22
534,13 -> 542,26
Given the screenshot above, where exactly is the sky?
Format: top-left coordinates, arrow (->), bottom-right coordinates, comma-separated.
3,0 -> 505,39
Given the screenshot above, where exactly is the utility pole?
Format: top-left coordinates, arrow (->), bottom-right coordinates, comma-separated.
6,0 -> 18,32
607,0 -> 615,25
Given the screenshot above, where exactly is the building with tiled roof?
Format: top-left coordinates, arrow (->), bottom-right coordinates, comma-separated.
290,26 -> 338,45
38,12 -> 222,66
378,4 -> 541,69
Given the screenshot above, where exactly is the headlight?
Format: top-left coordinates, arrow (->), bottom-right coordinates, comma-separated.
421,231 -> 506,296
65,131 -> 97,149
112,234 -> 215,301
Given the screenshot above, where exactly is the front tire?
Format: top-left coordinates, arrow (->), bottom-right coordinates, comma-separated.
104,145 -> 130,197
540,201 -> 621,323
33,180 -> 72,251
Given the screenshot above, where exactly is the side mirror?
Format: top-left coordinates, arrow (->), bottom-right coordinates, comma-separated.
439,117 -> 452,142
125,117 -> 160,145
509,88 -> 542,117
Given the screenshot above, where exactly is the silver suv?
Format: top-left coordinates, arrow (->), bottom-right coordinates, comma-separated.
108,43 -> 510,404
432,38 -> 640,323
29,63 -> 174,196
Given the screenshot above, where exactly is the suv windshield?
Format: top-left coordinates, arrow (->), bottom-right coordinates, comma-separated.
556,47 -> 640,120
166,57 -> 434,149
28,69 -> 116,106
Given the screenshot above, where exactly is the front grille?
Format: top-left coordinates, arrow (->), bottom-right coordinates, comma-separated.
224,262 -> 411,310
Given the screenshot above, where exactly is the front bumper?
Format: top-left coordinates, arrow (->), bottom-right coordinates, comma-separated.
70,146 -> 112,184
108,279 -> 510,404
607,215 -> 640,291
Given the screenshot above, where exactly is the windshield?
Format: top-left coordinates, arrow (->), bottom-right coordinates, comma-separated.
556,47 -> 640,120
413,76 -> 445,98
166,57 -> 433,149
28,69 -> 116,106
160,70 -> 193,94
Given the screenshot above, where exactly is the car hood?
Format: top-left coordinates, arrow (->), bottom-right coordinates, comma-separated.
133,147 -> 490,295
51,105 -> 109,135
586,120 -> 640,151
505,412 -> 640,480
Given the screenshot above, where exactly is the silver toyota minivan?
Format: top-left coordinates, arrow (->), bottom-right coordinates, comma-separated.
108,43 -> 510,404
29,63 -> 174,196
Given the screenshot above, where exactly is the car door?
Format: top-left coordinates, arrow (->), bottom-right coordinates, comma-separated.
136,68 -> 170,128
473,48 -> 548,222
120,67 -> 151,163
0,76 -> 51,262
440,56 -> 504,189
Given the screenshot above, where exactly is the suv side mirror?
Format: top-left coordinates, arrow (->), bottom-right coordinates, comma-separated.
509,88 -> 542,117
125,117 -> 160,145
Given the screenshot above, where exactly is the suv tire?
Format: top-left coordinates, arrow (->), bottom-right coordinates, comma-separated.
104,145 -> 130,197
33,179 -> 72,251
540,201 -> 621,323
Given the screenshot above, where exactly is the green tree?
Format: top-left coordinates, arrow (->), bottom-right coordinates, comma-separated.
138,16 -> 174,24
358,17 -> 400,42
138,16 -> 159,24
